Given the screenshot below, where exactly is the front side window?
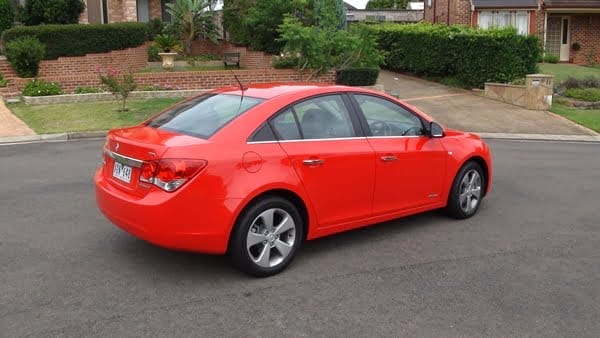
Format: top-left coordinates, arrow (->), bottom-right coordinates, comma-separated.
353,94 -> 424,137
147,94 -> 264,139
478,10 -> 530,35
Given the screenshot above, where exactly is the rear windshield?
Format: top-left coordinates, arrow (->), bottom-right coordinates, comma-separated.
146,94 -> 264,139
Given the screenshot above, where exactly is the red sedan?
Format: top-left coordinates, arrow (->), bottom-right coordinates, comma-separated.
95,83 -> 492,276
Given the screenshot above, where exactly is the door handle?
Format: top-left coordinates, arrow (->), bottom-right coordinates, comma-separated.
380,155 -> 398,162
302,159 -> 324,166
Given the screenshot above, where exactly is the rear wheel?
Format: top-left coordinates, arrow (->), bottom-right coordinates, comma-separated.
446,161 -> 485,219
229,196 -> 303,277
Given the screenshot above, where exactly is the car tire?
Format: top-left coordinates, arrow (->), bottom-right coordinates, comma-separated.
446,161 -> 485,219
229,196 -> 304,277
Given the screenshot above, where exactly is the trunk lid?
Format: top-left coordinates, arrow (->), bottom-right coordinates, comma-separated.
103,126 -> 209,195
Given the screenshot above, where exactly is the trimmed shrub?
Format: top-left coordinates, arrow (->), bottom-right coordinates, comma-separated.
23,79 -> 63,96
1,23 -> 148,60
373,23 -> 540,88
336,67 -> 379,86
558,76 -> 600,92
543,54 -> 559,63
272,55 -> 299,69
18,0 -> 85,25
0,0 -> 14,35
148,44 -> 161,62
565,88 -> 600,102
75,86 -> 104,94
4,36 -> 45,77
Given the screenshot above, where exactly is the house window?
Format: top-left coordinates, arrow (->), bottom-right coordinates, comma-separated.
162,0 -> 174,22
477,10 -> 530,35
365,15 -> 386,22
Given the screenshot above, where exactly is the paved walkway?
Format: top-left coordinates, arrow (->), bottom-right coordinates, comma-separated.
0,99 -> 35,137
377,70 -> 598,136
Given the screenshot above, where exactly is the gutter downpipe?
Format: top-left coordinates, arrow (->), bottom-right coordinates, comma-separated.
543,6 -> 548,59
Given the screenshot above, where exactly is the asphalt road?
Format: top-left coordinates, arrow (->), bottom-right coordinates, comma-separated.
1,139 -> 600,337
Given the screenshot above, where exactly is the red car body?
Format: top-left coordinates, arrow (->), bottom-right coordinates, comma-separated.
95,84 -> 492,257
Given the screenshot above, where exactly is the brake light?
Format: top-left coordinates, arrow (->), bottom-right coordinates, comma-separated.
139,159 -> 207,192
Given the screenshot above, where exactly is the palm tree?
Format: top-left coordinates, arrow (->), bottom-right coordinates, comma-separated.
166,0 -> 218,54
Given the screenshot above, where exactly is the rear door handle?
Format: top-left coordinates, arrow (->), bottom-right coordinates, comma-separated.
380,155 -> 398,162
302,159 -> 324,166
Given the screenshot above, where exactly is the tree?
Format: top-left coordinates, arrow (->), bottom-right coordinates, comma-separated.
0,0 -> 14,34
166,0 -> 218,54
277,1 -> 383,80
17,0 -> 85,25
366,0 -> 408,9
223,0 -> 310,54
222,0 -> 256,47
314,0 -> 345,30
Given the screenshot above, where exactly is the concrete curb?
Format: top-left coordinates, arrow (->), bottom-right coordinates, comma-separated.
2,130 -> 600,145
477,132 -> 600,143
0,131 -> 107,145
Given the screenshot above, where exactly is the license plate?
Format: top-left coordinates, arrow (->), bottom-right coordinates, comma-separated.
112,161 -> 132,183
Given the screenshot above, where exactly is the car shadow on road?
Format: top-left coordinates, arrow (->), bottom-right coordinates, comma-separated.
106,209 -> 450,279
298,210 -> 448,257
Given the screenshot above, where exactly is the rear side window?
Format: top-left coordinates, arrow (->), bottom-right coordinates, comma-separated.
272,109 -> 301,140
147,94 -> 264,139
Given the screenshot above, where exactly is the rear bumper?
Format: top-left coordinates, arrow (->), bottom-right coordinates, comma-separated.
94,168 -> 239,254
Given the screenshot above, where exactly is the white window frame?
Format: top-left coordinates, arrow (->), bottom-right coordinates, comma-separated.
477,10 -> 530,35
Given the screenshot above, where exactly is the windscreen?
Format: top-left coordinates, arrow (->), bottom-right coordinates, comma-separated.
146,93 -> 264,139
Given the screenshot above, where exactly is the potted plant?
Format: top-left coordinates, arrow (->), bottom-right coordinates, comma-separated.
153,34 -> 181,69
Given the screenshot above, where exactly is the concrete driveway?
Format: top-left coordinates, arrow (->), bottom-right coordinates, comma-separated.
377,70 -> 596,136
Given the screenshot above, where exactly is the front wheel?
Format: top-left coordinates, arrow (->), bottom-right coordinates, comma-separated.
229,196 -> 303,277
446,161 -> 485,219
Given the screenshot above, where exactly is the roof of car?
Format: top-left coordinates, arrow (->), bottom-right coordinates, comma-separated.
212,83 -> 352,100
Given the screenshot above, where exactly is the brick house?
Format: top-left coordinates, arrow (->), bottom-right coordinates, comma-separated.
423,0 -> 600,64
81,0 -> 164,24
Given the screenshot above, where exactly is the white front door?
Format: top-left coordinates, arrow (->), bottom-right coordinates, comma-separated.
559,16 -> 570,62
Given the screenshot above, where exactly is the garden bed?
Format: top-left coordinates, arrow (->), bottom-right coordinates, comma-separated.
559,97 -> 600,110
22,89 -> 207,106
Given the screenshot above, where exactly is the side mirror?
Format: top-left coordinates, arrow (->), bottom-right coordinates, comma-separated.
429,121 -> 444,138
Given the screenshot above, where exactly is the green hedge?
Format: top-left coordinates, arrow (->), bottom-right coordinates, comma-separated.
1,23 -> 148,60
336,68 -> 379,86
372,23 -> 540,88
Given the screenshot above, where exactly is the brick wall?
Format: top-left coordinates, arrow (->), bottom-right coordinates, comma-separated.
424,0 -> 433,22
571,14 -> 600,65
0,69 -> 335,98
107,0 -> 125,23
451,0 -> 471,25
36,43 -> 149,77
149,0 -> 162,20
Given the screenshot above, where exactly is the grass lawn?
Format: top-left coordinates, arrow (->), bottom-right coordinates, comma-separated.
538,63 -> 600,83
551,103 -> 600,133
8,98 -> 184,134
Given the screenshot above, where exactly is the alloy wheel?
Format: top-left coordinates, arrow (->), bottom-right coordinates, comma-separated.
459,169 -> 482,213
246,208 -> 296,268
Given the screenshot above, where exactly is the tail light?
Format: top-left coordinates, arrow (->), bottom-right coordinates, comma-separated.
139,159 -> 207,192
